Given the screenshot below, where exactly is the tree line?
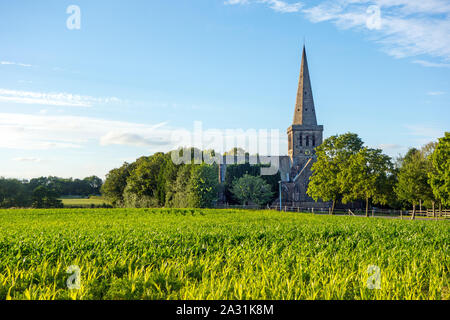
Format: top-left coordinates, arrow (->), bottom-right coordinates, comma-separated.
101,148 -> 280,208
307,132 -> 449,218
0,176 -> 103,208
1,132 -> 448,213
102,132 -> 448,216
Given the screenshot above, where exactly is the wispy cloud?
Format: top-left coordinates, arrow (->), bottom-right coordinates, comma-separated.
0,89 -> 121,107
226,0 -> 450,66
0,113 -> 171,151
404,124 -> 445,145
225,0 -> 303,13
100,132 -> 170,148
1,61 -> 32,67
12,157 -> 41,163
303,1 -> 450,62
377,143 -> 404,151
427,91 -> 446,96
413,60 -> 450,68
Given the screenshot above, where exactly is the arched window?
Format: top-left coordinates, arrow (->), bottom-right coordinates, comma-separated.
312,135 -> 315,146
306,135 -> 309,146
294,184 -> 300,201
299,133 -> 302,146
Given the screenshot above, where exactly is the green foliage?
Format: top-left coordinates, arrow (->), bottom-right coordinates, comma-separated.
395,147 -> 435,211
307,133 -> 364,212
123,153 -> 169,207
166,165 -> 193,208
31,186 -> 63,209
102,162 -> 134,206
224,163 -> 280,204
0,178 -> 31,208
339,148 -> 393,216
429,132 -> 450,206
29,176 -> 103,197
231,174 -> 274,205
0,208 -> 447,300
165,164 -> 218,208
188,164 -> 219,208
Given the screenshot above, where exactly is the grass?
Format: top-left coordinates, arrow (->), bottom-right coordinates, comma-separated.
0,208 -> 448,300
59,197 -> 110,207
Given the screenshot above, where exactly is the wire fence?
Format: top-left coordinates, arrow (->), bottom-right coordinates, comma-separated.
215,204 -> 450,219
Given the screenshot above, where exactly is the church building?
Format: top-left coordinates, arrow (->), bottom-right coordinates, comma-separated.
219,46 -> 325,207
277,45 -> 324,206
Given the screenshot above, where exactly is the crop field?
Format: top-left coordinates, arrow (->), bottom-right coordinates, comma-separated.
59,197 -> 110,207
0,208 -> 448,300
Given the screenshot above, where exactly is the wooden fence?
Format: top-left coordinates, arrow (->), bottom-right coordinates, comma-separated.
215,204 -> 450,219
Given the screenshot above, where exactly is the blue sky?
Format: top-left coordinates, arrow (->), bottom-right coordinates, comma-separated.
0,0 -> 449,179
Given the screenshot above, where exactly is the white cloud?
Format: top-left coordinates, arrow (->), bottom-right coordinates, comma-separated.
100,132 -> 170,148
0,61 -> 32,67
412,60 -> 450,68
12,157 -> 41,162
303,1 -> 450,61
227,0 -> 450,66
378,143 -> 402,150
427,91 -> 446,96
0,88 -> 121,107
0,112 -> 285,158
225,0 -> 303,13
0,113 -> 171,151
404,124 -> 445,144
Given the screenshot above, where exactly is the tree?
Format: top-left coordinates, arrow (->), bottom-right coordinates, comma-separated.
122,153 -> 179,208
224,163 -> 280,205
307,133 -> 364,214
0,178 -> 31,208
339,148 -> 393,217
395,148 -> 432,219
83,176 -> 103,195
122,154 -> 168,207
429,133 -> 450,207
102,162 -> 134,206
188,164 -> 219,208
32,186 -> 63,208
231,174 -> 274,206
28,175 -> 103,197
167,165 -> 193,208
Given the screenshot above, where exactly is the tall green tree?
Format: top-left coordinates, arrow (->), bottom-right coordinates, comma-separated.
429,132 -> 450,207
307,133 -> 364,214
339,148 -> 393,217
32,186 -> 63,208
123,153 -> 168,207
224,163 -> 279,205
167,165 -> 193,208
395,148 -> 432,219
231,174 -> 274,206
83,176 -> 103,195
188,164 -> 219,208
0,178 -> 31,208
102,162 -> 134,206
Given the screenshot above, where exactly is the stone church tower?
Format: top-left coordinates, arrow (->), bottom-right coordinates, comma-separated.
283,46 -> 324,204
218,46 -> 325,207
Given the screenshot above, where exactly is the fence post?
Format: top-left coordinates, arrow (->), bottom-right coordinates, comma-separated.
284,205 -> 287,212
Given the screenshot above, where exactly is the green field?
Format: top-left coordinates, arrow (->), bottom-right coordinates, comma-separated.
59,197 -> 110,207
0,208 -> 448,300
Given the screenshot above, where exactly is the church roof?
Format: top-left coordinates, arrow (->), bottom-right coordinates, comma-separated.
293,46 -> 317,126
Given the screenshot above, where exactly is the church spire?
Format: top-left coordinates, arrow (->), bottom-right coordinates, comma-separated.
293,45 -> 317,125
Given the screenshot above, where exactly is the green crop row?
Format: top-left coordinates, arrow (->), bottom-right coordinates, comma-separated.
0,208 -> 448,300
